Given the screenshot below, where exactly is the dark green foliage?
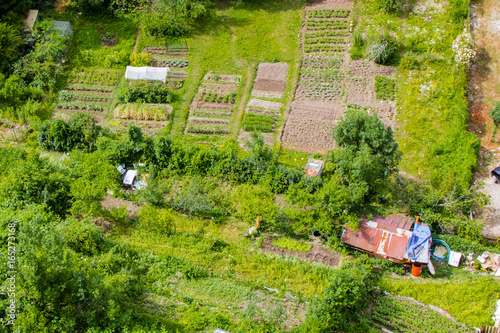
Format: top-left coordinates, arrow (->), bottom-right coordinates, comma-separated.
77,0 -> 112,16
489,102 -> 500,127
0,0 -> 31,22
118,81 -> 174,104
378,0 -> 401,13
0,155 -> 72,216
143,14 -> 190,37
241,113 -> 276,132
299,261 -> 380,332
332,109 -> 401,188
38,113 -> 104,153
374,75 -> 395,100
0,23 -> 23,73
448,0 -> 469,24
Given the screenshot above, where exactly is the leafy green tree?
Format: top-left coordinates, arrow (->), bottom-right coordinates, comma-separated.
244,131 -> 276,165
0,23 -> 23,73
299,261 -> 380,332
332,109 -> 401,189
0,155 -> 72,216
0,0 -> 32,22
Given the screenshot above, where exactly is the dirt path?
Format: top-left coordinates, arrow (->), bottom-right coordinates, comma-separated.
133,26 -> 142,54
469,0 -> 500,238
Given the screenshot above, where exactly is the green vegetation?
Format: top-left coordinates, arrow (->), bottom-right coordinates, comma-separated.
241,113 -> 276,133
0,0 -> 495,331
380,276 -> 500,327
374,75 -> 395,100
371,296 -> 473,332
273,238 -> 312,253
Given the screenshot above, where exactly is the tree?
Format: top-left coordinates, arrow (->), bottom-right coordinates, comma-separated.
0,23 -> 23,73
299,261 -> 380,332
331,109 -> 401,198
0,0 -> 31,22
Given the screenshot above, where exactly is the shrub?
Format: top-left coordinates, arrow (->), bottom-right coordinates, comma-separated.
379,0 -> 401,13
374,75 -> 395,100
143,15 -> 189,37
365,35 -> 397,65
130,52 -> 152,66
299,261 -> 380,332
489,102 -> 500,127
138,205 -> 175,234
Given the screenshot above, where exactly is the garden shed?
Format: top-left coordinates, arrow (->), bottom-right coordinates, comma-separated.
51,21 -> 73,39
341,215 -> 414,263
125,66 -> 170,83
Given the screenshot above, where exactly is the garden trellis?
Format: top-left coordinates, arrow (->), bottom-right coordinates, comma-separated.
125,66 -> 170,83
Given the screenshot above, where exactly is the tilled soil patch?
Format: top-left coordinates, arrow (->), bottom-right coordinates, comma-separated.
306,0 -> 353,9
253,63 -> 289,93
349,60 -> 396,77
282,101 -> 343,149
261,236 -> 340,267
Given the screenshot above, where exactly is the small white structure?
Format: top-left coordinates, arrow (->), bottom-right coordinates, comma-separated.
123,170 -> 137,186
125,66 -> 170,83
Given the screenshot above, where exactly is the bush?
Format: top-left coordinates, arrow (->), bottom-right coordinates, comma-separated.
378,0 -> 401,13
130,52 -> 152,66
138,205 -> 175,234
143,15 -> 189,37
365,35 -> 397,65
489,102 -> 500,127
300,261 -> 380,332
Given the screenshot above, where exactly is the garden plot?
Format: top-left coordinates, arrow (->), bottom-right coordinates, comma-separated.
55,69 -> 122,115
166,71 -> 188,90
306,0 -> 354,10
239,99 -> 283,145
186,73 -> 242,136
114,103 -> 172,121
346,60 -> 397,128
108,119 -> 168,135
252,62 -> 289,99
282,101 -> 343,150
303,9 -> 351,55
143,40 -> 188,58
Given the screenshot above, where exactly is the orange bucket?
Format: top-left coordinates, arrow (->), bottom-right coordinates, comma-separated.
412,263 -> 423,277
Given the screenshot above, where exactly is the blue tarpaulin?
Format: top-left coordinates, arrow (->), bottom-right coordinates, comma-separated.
404,223 -> 431,262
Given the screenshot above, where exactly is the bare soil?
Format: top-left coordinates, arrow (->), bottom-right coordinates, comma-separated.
281,101 -> 343,149
100,33 -> 116,47
253,63 -> 289,93
469,0 -> 500,237
238,131 -> 274,146
100,195 -> 141,219
247,98 -> 283,110
252,90 -> 285,99
260,236 -> 341,267
305,0 -> 353,10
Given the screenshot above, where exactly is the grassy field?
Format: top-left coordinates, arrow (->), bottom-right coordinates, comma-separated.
157,0 -> 304,139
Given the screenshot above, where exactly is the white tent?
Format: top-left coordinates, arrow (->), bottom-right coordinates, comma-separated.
125,66 -> 170,83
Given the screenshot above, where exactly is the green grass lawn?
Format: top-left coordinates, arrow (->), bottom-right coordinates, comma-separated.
164,0 -> 304,138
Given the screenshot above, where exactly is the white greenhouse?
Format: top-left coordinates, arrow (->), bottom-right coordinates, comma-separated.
125,66 -> 170,83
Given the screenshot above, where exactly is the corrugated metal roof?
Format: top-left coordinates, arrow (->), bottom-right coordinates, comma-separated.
341,215 -> 414,262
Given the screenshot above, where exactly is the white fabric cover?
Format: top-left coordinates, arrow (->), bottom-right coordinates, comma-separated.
125,66 -> 169,83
